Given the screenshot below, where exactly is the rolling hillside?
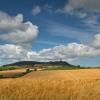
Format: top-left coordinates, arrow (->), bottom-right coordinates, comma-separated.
3,61 -> 74,67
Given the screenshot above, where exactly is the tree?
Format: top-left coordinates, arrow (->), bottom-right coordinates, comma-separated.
77,65 -> 80,68
26,68 -> 30,73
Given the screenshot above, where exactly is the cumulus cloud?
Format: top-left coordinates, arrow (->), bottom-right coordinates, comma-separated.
55,0 -> 100,19
55,0 -> 100,32
64,0 -> 100,12
82,0 -> 100,12
38,43 -> 100,62
32,5 -> 52,15
1,33 -> 100,65
0,44 -> 38,65
57,0 -> 100,21
0,44 -> 27,60
32,6 -> 41,15
0,11 -> 100,65
0,11 -> 38,47
93,33 -> 100,48
35,33 -> 100,62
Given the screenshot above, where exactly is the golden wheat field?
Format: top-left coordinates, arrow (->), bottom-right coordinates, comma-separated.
0,69 -> 100,100
22,69 -> 100,80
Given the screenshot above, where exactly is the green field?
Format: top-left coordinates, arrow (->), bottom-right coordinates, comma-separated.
0,66 -> 21,71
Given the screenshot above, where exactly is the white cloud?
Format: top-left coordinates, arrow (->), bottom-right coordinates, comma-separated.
0,10 -> 100,65
1,33 -> 100,65
32,5 -> 52,15
38,43 -> 99,62
0,44 -> 38,65
0,12 -> 23,30
82,0 -> 100,12
32,6 -> 41,15
93,33 -> 100,48
56,0 -> 100,20
55,0 -> 100,32
0,44 -> 27,59
64,0 -> 100,12
0,11 -> 38,47
37,34 -> 100,62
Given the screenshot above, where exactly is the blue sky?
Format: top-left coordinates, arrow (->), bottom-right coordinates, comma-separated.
0,0 -> 100,66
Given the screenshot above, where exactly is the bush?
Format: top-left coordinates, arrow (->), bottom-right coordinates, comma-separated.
0,75 -> 3,78
34,68 -> 37,71
0,66 -> 20,71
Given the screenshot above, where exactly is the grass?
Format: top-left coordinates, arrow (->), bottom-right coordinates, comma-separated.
44,66 -> 79,70
0,66 -> 21,71
43,65 -> 95,70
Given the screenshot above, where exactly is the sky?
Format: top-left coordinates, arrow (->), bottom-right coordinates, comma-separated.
0,0 -> 100,66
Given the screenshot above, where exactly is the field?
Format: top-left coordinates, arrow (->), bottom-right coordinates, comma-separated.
22,69 -> 100,80
0,66 -> 21,71
0,69 -> 100,100
0,69 -> 26,78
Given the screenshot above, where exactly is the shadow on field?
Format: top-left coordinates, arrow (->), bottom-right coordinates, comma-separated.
0,68 -> 33,79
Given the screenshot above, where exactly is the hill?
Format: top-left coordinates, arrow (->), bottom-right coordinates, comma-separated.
3,61 -> 74,67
